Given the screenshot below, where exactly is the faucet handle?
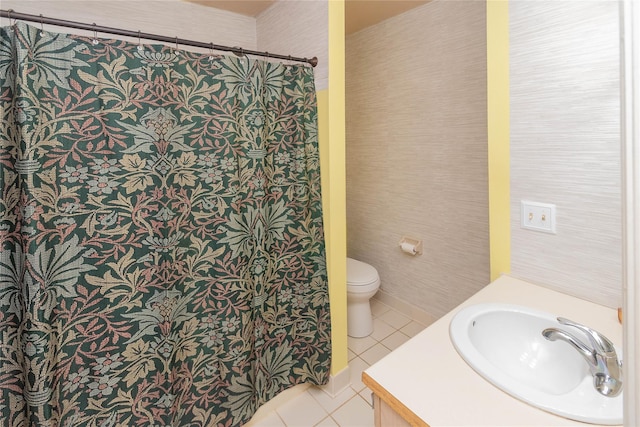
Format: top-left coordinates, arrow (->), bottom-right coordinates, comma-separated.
556,317 -> 617,356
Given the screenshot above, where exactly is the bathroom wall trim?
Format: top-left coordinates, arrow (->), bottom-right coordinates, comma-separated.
487,0 -> 510,281
318,365 -> 352,398
373,291 -> 437,327
622,0 -> 639,424
326,0 -> 349,377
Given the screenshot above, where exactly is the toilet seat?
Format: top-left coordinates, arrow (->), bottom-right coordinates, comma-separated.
347,257 -> 380,291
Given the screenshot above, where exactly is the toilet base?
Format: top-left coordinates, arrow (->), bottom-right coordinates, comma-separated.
347,299 -> 373,338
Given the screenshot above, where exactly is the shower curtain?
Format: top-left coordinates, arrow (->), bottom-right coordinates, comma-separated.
0,22 -> 330,426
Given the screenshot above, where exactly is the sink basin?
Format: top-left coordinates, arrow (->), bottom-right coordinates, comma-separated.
449,303 -> 622,425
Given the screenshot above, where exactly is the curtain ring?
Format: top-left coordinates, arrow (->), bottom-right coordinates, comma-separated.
137,30 -> 143,51
92,23 -> 99,45
7,9 -> 16,27
208,42 -> 214,61
39,14 -> 44,34
240,48 -> 250,65
174,36 -> 180,55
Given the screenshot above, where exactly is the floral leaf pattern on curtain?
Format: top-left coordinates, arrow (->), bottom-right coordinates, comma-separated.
0,22 -> 330,427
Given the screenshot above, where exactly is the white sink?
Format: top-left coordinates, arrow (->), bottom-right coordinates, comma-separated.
449,303 -> 622,425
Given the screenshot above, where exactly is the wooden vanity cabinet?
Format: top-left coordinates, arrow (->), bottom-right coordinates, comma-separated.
363,371 -> 428,427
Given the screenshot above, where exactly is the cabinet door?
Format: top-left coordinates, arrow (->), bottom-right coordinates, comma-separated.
373,394 -> 412,427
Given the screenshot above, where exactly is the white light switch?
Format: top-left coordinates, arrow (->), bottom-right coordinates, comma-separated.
521,200 -> 556,234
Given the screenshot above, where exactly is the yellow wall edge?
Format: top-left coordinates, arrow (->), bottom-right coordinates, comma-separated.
324,0 -> 348,375
487,0 -> 511,280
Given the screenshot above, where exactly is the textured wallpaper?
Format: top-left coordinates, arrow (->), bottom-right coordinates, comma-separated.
345,0 -> 489,319
256,1 -> 328,91
510,1 -> 622,308
1,0 -> 257,52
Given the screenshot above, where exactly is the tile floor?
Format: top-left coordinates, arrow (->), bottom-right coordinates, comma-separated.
249,298 -> 430,427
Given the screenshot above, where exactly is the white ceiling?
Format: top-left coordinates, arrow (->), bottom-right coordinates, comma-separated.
184,0 -> 429,35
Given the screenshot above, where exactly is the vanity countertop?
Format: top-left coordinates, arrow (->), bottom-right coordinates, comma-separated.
362,274 -> 623,427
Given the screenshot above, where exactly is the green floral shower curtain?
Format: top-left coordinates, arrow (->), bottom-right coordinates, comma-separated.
0,22 -> 330,426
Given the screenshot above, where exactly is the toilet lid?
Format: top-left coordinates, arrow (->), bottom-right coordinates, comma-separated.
347,257 -> 379,286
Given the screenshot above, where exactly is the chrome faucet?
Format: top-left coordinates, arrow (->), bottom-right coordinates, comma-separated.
542,318 -> 623,397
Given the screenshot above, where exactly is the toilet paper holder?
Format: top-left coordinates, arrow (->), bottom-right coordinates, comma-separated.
398,236 -> 423,255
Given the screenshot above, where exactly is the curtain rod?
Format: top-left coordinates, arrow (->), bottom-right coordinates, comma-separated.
0,9 -> 318,67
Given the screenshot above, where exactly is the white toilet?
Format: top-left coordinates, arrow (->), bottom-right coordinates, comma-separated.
346,257 -> 381,338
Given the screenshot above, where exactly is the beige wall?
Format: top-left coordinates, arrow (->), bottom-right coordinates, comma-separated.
345,0 -> 489,318
1,0 -> 256,51
509,0 -> 622,308
257,1 -> 328,91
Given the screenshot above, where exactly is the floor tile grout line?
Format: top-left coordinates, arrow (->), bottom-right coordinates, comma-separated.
306,385 -> 375,427
313,387 -> 367,421
274,409 -> 287,426
313,414 -> 339,427
270,302 -> 425,427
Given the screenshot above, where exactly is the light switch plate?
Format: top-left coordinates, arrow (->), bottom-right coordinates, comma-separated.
521,200 -> 556,234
